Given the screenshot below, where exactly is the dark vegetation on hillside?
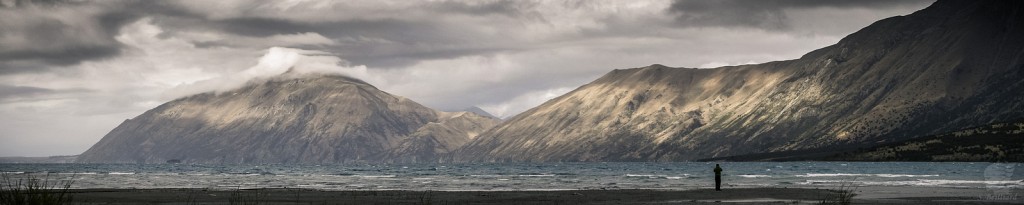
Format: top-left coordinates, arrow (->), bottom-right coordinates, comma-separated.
825,118 -> 1024,162
699,118 -> 1024,162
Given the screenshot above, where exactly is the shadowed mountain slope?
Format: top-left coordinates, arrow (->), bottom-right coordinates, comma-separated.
454,0 -> 1024,162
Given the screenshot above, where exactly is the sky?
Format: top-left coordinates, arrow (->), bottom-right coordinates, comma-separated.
0,0 -> 934,157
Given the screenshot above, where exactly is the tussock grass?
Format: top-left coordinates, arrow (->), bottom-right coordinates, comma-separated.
818,182 -> 857,205
0,173 -> 75,205
228,186 -> 265,205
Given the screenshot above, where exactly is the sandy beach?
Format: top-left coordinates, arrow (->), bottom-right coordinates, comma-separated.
59,187 -> 1022,204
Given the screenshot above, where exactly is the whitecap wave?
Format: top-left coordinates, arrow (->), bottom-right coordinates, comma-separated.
625,174 -> 665,178
357,175 -> 396,178
800,179 -> 1024,187
875,174 -> 939,178
517,174 -> 556,177
59,172 -> 98,175
796,173 -> 870,177
796,173 -> 939,178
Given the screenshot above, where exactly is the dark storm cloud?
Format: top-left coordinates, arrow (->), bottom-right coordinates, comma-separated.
0,52 -> 126,75
2,0 -> 541,72
428,0 -> 538,17
0,1 -> 121,74
5,0 -> 72,7
0,84 -> 53,100
140,1 -> 549,69
0,83 -> 90,102
0,46 -> 120,74
342,47 -> 511,69
212,17 -> 446,43
214,18 -> 315,37
667,0 -> 934,30
0,16 -> 124,73
0,0 -> 204,74
198,16 -> 520,68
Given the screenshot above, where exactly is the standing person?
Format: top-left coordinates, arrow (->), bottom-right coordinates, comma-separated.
714,164 -> 723,191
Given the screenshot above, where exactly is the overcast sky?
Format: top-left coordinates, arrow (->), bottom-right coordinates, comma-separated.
0,0 -> 933,157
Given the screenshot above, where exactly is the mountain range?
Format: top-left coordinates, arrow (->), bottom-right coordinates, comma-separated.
77,0 -> 1024,163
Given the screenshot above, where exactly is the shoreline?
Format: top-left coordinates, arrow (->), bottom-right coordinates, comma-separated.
57,187 -> 1022,204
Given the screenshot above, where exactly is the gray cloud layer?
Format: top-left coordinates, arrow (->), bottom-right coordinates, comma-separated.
0,1 -> 124,73
0,84 -> 53,100
668,0 -> 933,30
0,0 -> 933,156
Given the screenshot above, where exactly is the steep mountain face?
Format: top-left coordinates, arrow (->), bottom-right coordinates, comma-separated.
455,0 -> 1024,162
77,74 -> 496,164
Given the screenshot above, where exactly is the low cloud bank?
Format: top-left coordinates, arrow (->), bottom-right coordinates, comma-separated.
162,47 -> 369,99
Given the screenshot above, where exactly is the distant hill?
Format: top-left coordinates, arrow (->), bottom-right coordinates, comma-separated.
0,155 -> 78,163
459,106 -> 499,119
383,112 -> 500,163
77,74 -> 498,164
454,0 -> 1024,162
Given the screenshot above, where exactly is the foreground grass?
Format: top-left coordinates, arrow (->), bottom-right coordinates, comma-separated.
817,182 -> 857,205
0,173 -> 75,205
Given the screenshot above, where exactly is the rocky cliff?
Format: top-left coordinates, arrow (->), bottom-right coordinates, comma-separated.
77,74 -> 497,164
455,0 -> 1024,162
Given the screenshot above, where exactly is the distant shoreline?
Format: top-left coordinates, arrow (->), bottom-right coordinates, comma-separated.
59,187 -> 1020,204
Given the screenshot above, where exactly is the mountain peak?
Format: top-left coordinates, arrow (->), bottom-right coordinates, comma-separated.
647,64 -> 671,69
459,106 -> 498,119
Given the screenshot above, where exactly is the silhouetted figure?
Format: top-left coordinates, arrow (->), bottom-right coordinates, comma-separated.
714,164 -> 723,191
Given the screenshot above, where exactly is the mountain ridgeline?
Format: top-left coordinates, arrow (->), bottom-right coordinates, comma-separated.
77,75 -> 499,164
452,0 -> 1024,162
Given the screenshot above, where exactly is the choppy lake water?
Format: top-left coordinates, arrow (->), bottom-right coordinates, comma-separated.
2,162 -> 1022,191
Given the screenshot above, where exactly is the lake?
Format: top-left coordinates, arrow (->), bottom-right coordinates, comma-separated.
1,162 -> 1021,191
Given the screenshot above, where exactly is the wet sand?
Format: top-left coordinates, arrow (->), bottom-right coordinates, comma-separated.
62,187 -> 1022,204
